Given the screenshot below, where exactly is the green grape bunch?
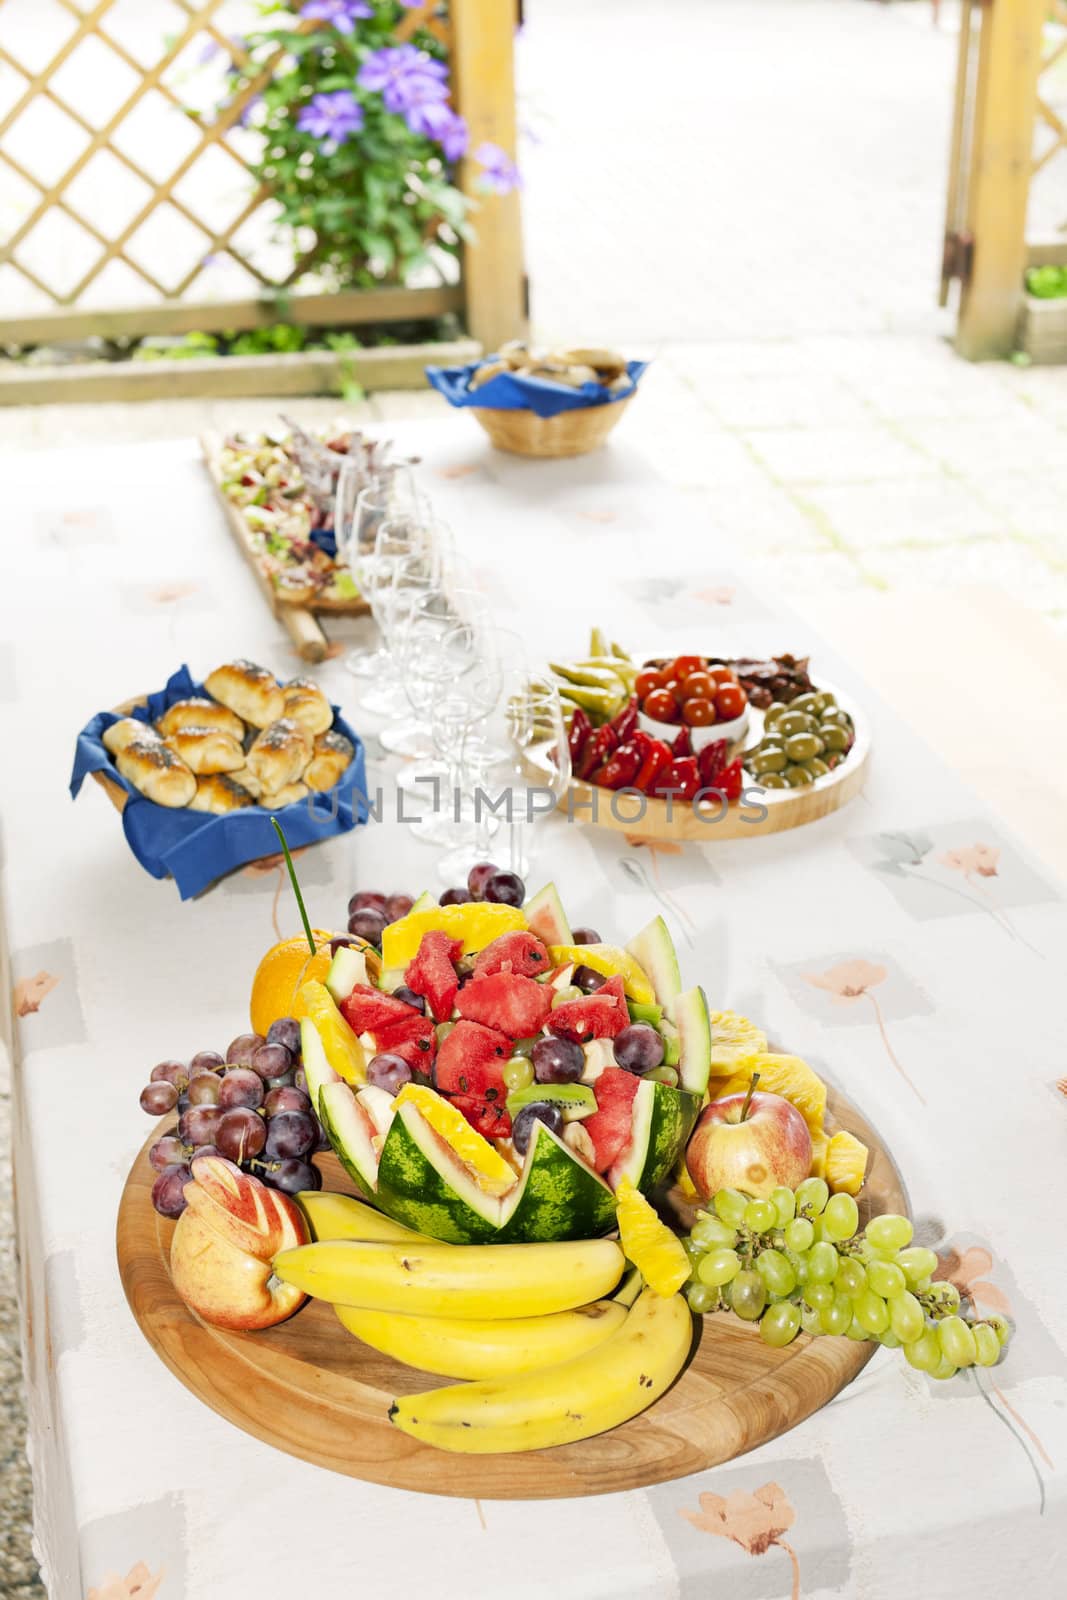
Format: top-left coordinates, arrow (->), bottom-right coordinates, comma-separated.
680,1179 -> 1012,1378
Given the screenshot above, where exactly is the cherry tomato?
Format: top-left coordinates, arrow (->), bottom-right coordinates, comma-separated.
682,697 -> 716,727
662,677 -> 684,699
635,668 -> 667,698
671,655 -> 706,683
714,684 -> 747,720
681,670 -> 716,701
709,665 -> 738,687
643,688 -> 681,724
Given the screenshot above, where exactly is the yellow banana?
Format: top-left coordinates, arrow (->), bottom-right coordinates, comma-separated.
335,1298 -> 626,1380
272,1237 -> 625,1319
295,1191 -> 436,1246
388,1287 -> 692,1454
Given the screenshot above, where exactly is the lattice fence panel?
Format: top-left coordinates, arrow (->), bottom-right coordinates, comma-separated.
1030,0 -> 1067,233
0,0 -> 452,315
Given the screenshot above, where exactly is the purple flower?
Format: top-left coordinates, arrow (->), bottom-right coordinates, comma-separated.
406,99 -> 468,159
297,89 -> 365,149
475,141 -> 521,194
301,0 -> 373,32
358,44 -> 448,115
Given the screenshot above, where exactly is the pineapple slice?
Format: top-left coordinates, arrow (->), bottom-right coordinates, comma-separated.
825,1129 -> 868,1196
709,1011 -> 768,1076
809,1128 -> 830,1179
615,1178 -> 690,1297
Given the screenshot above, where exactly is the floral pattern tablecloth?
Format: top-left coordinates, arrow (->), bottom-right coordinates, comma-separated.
4,426 -> 1066,1600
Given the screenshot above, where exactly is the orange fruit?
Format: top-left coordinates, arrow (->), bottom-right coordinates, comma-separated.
249,932 -> 334,1037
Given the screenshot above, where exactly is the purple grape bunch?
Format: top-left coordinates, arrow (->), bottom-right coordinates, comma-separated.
139,1017 -> 323,1217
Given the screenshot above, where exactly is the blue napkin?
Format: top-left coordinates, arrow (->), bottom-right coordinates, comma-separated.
426,358 -> 648,419
70,665 -> 368,900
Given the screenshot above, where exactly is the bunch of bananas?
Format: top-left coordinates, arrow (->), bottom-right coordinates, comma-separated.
279,1192 -> 692,1455
551,626 -> 637,727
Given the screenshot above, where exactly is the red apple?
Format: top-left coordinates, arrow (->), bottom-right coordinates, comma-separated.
169,1155 -> 309,1330
685,1088 -> 812,1201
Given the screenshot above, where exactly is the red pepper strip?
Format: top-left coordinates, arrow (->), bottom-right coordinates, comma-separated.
634,737 -> 672,794
608,695 -> 639,743
590,738 -> 644,791
654,756 -> 701,802
672,726 -> 693,758
576,724 -> 619,782
568,706 -> 593,768
697,738 -> 730,787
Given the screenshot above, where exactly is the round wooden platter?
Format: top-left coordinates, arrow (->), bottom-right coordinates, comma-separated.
554,679 -> 870,844
117,1088 -> 906,1499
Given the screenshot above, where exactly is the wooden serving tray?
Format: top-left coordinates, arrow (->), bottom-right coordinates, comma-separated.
117,1088 -> 906,1498
200,430 -> 370,664
553,680 -> 870,844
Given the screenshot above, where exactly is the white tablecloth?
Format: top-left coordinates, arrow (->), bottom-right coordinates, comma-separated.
5,423 -> 1066,1600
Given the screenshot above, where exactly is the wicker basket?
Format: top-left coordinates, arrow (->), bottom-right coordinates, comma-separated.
471,396 -> 633,458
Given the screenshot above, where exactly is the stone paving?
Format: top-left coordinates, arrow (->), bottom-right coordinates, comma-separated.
3,1 -> 1067,1594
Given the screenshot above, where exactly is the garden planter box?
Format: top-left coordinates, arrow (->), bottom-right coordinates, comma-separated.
1017,295 -> 1067,365
0,338 -> 480,407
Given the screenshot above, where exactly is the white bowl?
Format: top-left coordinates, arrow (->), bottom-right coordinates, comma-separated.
637,706 -> 749,753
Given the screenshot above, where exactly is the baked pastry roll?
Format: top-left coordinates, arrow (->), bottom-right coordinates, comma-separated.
259,782 -> 308,810
103,716 -> 161,757
163,726 -> 245,776
246,718 -> 314,795
281,676 -> 333,737
189,774 -> 256,814
156,696 -> 245,741
229,766 -> 263,800
204,660 -> 285,729
116,739 -> 196,808
305,730 -> 354,792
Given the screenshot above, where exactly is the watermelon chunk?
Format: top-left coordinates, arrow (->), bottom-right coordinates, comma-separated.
583,1067 -> 640,1173
340,983 -> 422,1037
451,1092 -> 512,1141
545,974 -> 629,1044
434,1019 -> 510,1099
372,1010 -> 437,1071
405,930 -> 463,1022
473,930 -> 551,980
455,971 -> 554,1038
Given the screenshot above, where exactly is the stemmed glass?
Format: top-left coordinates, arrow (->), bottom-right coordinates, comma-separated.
458,668 -> 571,883
335,466 -> 423,679
407,613 -> 500,854
392,586 -> 493,788
352,513 -> 437,717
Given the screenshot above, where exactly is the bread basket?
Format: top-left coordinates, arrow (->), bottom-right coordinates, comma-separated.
470,396 -> 634,459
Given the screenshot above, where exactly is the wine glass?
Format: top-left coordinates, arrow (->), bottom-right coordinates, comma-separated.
354,513 -> 437,717
407,613 -> 499,852
337,470 -> 425,678
392,586 -> 495,787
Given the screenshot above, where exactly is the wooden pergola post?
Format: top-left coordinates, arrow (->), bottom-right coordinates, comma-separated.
954,0 -> 1046,360
450,0 -> 527,352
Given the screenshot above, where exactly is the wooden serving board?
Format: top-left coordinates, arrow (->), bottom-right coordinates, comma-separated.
553,680 -> 870,844
117,1088 -> 906,1498
200,430 -> 370,665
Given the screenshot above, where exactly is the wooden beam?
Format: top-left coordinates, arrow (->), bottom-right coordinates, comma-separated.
955,0 -> 1046,361
1026,237 -> 1067,267
0,286 -> 464,347
450,0 -> 527,352
0,339 -> 480,406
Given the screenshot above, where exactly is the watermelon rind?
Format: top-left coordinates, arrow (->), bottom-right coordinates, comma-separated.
523,882 -> 573,947
375,1103 -> 505,1242
410,890 -> 438,912
495,1121 -> 616,1243
319,1079 -> 378,1193
325,944 -> 369,1005
302,1019 -> 342,1112
625,916 -> 682,1007
667,986 -> 713,1096
609,1078 -> 701,1192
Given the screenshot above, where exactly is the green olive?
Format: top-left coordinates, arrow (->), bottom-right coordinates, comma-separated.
759,773 -> 789,789
763,702 -> 789,727
776,711 -> 810,737
805,758 -> 830,778
820,707 -> 852,729
791,693 -> 821,714
751,747 -> 787,774
821,725 -> 851,752
785,733 -> 819,762
813,691 -> 836,712
785,764 -> 814,787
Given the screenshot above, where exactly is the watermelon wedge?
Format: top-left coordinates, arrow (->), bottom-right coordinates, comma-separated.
546,974 -> 629,1043
455,971 -> 554,1037
405,930 -> 463,1022
473,930 -> 551,980
434,1019 -> 510,1099
582,1067 -> 640,1172
340,984 -> 423,1036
